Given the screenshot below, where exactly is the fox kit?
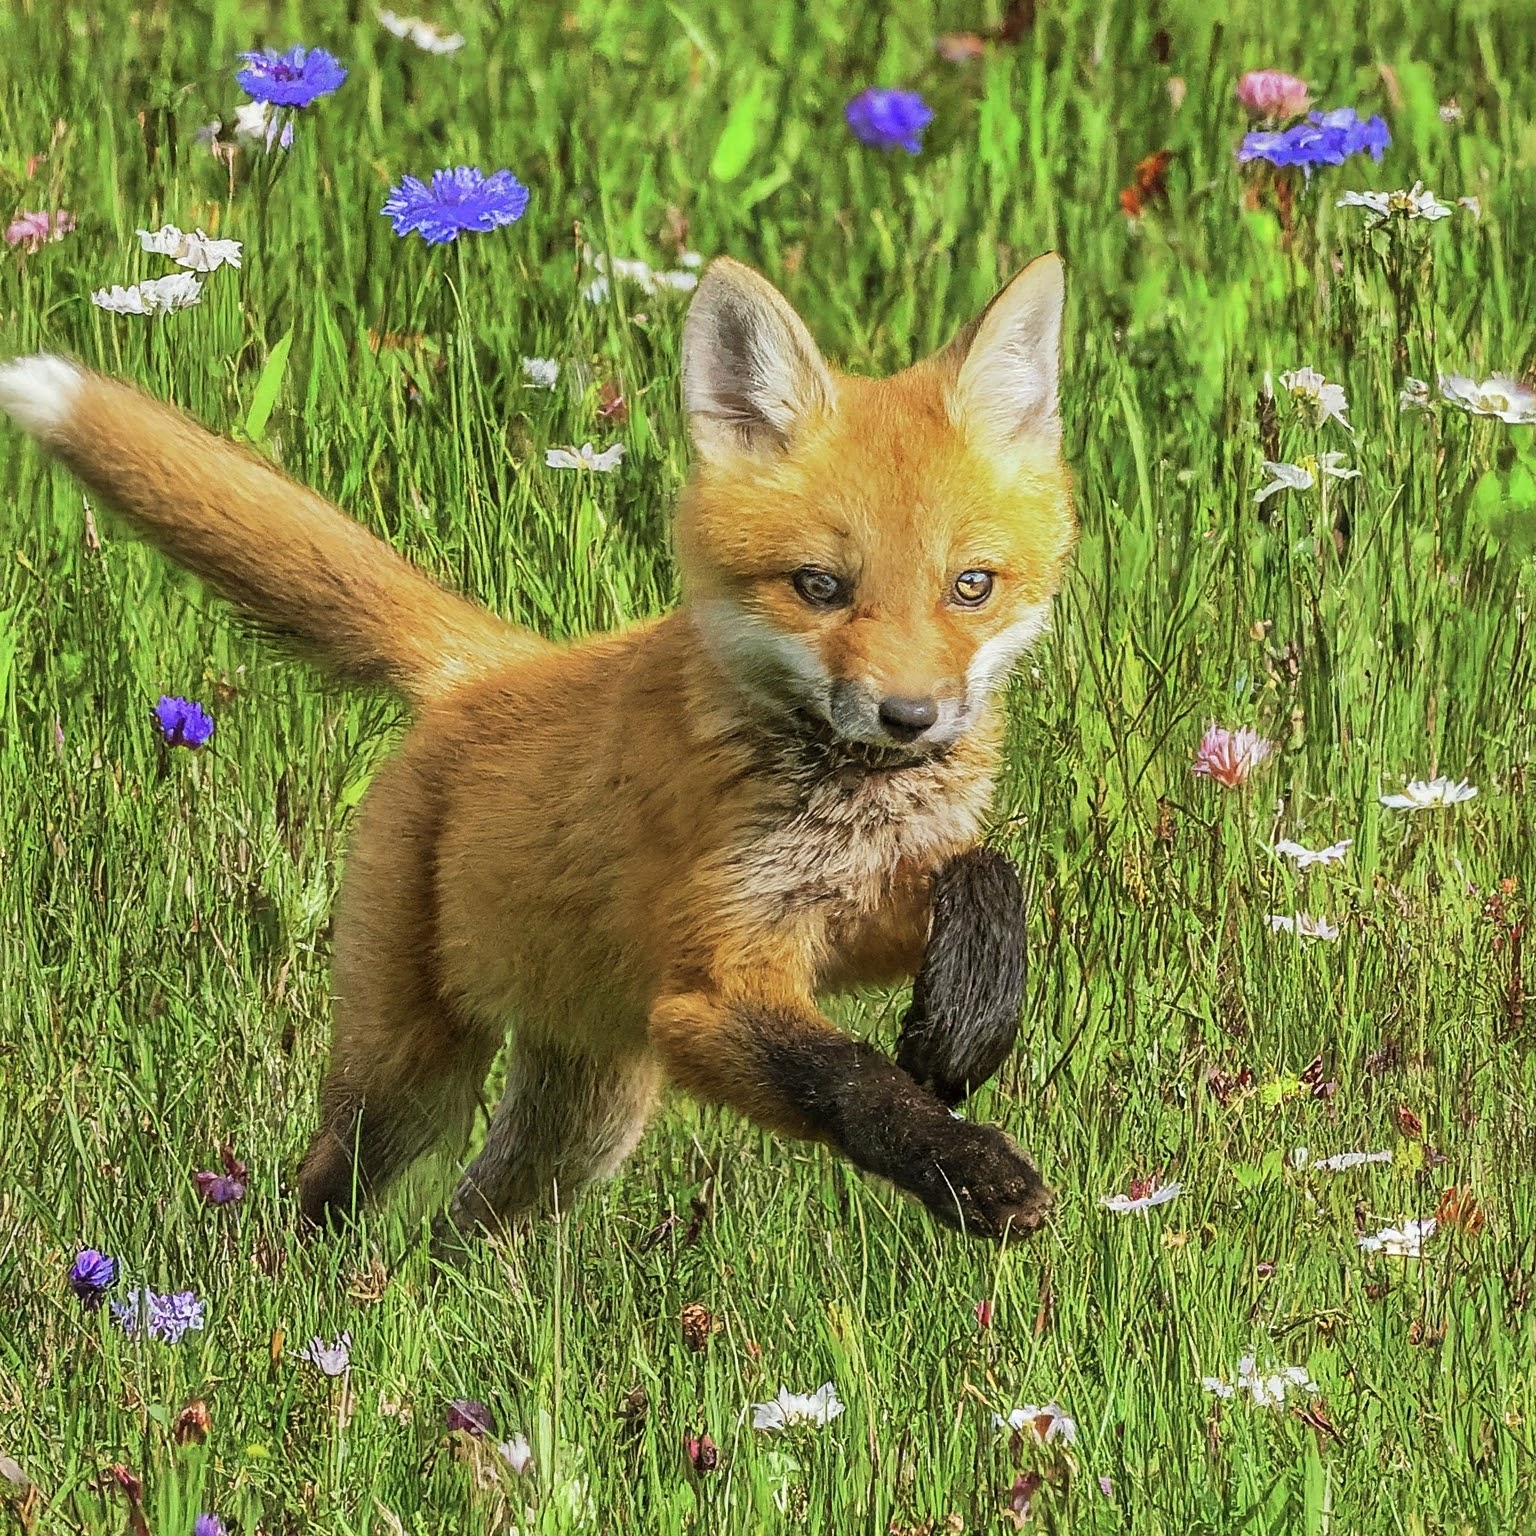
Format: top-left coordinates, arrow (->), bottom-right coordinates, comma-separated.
0,252 -> 1074,1241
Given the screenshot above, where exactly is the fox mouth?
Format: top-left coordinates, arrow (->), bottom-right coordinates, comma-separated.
780,704 -> 952,774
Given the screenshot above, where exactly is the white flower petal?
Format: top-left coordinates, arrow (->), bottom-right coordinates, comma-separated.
1379,776 -> 1478,810
521,357 -> 559,389
752,1382 -> 845,1431
1312,1150 -> 1393,1172
1273,838 -> 1352,870
1099,1180 -> 1181,1213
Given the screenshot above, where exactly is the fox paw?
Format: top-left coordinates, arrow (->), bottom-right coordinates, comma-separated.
896,847 -> 1026,1105
921,1121 -> 1053,1240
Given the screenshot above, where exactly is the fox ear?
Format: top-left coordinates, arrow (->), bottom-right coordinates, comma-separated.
946,252 -> 1064,454
682,259 -> 836,461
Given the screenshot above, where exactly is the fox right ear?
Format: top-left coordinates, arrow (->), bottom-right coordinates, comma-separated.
682,259 -> 835,462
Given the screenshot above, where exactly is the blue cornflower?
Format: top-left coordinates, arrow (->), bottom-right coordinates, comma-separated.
236,46 -> 347,108
194,1516 -> 228,1536
69,1248 -> 118,1308
845,88 -> 934,154
1238,106 -> 1390,174
381,167 -> 531,244
153,695 -> 215,749
111,1287 -> 206,1344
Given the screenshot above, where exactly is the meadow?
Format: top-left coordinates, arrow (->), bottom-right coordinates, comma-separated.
2,0 -> 1536,1530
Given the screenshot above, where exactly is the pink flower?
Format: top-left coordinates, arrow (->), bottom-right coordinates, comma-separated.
5,209 -> 75,252
1235,70 -> 1311,122
1191,725 -> 1274,788
974,1298 -> 994,1329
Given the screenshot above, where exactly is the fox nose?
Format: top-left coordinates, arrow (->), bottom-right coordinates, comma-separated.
877,695 -> 939,742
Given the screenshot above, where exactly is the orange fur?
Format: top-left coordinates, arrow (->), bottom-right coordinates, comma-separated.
0,253 -> 1075,1240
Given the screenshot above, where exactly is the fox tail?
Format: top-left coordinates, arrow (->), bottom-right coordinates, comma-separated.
0,354 -> 539,706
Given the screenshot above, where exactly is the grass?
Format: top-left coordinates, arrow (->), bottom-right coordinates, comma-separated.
2,0 -> 1536,1530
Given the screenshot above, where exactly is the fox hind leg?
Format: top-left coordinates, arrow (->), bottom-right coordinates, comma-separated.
440,1037 -> 660,1238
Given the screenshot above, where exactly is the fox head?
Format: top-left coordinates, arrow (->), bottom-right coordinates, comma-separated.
674,254 -> 1074,755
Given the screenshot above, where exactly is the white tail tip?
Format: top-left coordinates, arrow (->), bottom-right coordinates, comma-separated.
0,353 -> 84,440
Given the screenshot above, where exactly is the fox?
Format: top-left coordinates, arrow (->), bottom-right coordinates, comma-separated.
0,251 -> 1074,1242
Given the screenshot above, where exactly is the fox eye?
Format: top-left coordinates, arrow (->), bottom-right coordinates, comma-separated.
952,570 -> 994,606
792,567 -> 851,608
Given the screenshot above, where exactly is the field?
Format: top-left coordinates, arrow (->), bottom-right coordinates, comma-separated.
3,0 -> 1536,1530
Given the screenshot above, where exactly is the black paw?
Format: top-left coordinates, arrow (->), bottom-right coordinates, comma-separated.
919,1120 -> 1053,1240
896,847 -> 1026,1105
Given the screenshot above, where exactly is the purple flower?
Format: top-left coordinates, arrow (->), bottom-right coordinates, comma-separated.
69,1248 -> 118,1308
845,88 -> 933,154
111,1288 -> 206,1344
194,1145 -> 248,1206
194,1517 -> 227,1536
381,167 -> 530,244
446,1398 -> 495,1437
297,1331 -> 351,1376
1238,106 -> 1389,174
235,46 -> 347,108
153,695 -> 215,749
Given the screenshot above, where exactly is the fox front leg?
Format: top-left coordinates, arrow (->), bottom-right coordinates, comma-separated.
896,847 -> 1027,1107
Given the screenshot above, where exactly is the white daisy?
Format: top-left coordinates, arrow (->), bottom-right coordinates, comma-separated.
1378,776 -> 1478,810
1254,453 -> 1360,504
521,357 -> 559,389
1099,1180 -> 1180,1214
1272,838 -> 1352,870
376,8 -> 465,53
751,1382 -> 845,1432
232,99 -> 294,151
1203,1355 -> 1316,1408
1336,182 -> 1454,224
1399,376 -> 1433,413
992,1403 -> 1077,1445
1359,1217 -> 1436,1257
545,442 -> 625,472
1268,912 -> 1340,941
582,275 -> 611,304
1311,1150 -> 1393,1173
137,224 -> 242,272
91,272 -> 204,315
497,1435 -> 533,1474
1438,373 -> 1536,424
1279,366 -> 1352,432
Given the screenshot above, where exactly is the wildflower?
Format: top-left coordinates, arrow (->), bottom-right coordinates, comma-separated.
1267,912 -> 1341,941
586,250 -> 698,296
1254,452 -> 1360,503
1119,149 -> 1174,219
974,1298 -> 994,1329
683,1431 -> 719,1473
1457,195 -> 1481,219
844,88 -> 934,154
498,1435 -> 534,1474
1202,1354 -> 1316,1407
92,273 -> 204,316
582,275 -> 611,304
751,1382 -> 845,1431
1439,99 -> 1463,123
993,1403 -> 1077,1444
69,1248 -> 118,1308
545,442 -> 624,472
194,1517 -> 227,1536
172,1400 -> 212,1444
1359,1217 -> 1436,1256
298,1331 -> 352,1376
381,166 -> 529,244
137,225 -> 242,273
193,1145 -> 248,1205
152,695 -> 215,749
111,1288 -> 206,1343
1379,776 -> 1478,810
1238,107 -> 1389,173
1279,366 -> 1351,431
5,209 -> 75,252
235,46 -> 347,108
1311,1150 -> 1393,1172
1273,837 -> 1352,869
376,8 -> 465,53
1336,182 -> 1454,224
1100,1178 -> 1180,1214
521,357 -> 559,389
1399,376 -> 1432,413
232,99 -> 294,151
446,1398 -> 494,1437
1235,70 -> 1311,121
1191,724 -> 1273,787
677,250 -> 704,269
1438,373 -> 1536,424
936,32 -> 987,63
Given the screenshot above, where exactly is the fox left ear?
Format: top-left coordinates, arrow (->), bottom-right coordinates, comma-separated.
946,252 -> 1064,454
